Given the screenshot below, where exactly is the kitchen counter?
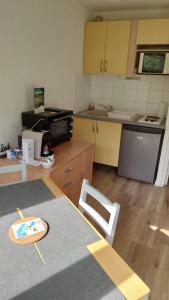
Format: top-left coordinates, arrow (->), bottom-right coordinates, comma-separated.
75,111 -> 166,130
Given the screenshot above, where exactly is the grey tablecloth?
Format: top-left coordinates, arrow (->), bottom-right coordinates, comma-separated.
0,180 -> 125,300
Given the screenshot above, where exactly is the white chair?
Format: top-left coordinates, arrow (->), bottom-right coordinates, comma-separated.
79,179 -> 120,245
0,160 -> 27,185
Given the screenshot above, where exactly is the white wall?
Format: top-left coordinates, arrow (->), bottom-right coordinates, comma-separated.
0,0 -> 90,146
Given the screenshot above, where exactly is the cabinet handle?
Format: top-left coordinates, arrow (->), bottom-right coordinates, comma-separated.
100,60 -> 103,72
104,60 -> 107,73
63,181 -> 72,189
96,122 -> 98,133
92,121 -> 95,132
63,167 -> 73,174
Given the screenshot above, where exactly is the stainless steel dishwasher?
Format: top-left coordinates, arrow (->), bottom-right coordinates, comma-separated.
118,125 -> 164,183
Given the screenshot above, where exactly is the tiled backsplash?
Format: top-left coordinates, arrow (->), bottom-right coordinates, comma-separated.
75,74 -> 169,116
74,73 -> 91,112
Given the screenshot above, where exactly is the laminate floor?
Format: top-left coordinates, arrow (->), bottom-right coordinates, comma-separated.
89,163 -> 169,300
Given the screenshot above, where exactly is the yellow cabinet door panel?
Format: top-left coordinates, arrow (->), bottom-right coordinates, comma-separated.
105,21 -> 131,75
95,121 -> 122,167
83,22 -> 107,74
137,19 -> 169,45
73,117 -> 95,144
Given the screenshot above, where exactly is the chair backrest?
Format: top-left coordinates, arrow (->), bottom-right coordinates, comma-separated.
78,179 -> 120,245
0,160 -> 27,185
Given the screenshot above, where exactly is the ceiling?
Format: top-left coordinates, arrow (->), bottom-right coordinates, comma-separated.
80,0 -> 169,11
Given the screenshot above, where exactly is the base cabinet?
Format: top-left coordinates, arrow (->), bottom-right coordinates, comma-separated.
50,147 -> 94,206
73,117 -> 122,167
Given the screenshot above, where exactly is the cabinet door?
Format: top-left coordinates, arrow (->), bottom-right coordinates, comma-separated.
83,22 -> 107,74
137,19 -> 169,45
105,21 -> 131,75
95,121 -> 122,167
73,117 -> 95,144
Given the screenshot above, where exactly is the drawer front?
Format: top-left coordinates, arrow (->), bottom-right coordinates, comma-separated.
50,155 -> 82,186
50,147 -> 94,206
50,155 -> 84,206
60,173 -> 83,207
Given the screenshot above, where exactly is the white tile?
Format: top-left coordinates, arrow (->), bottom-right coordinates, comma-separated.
148,90 -> 162,104
163,76 -> 169,91
101,75 -> 114,87
136,78 -> 150,90
149,76 -> 165,91
91,86 -> 100,98
135,89 -> 149,102
100,86 -> 113,100
124,78 -> 138,89
82,75 -> 91,86
124,88 -> 137,102
134,102 -> 147,114
140,75 -> 150,81
112,87 -> 125,100
162,91 -> 169,103
146,104 -> 159,116
91,75 -> 103,86
122,101 -> 135,111
112,101 -> 124,110
112,77 -> 126,88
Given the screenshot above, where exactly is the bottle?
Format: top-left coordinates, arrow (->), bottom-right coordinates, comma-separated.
42,143 -> 50,157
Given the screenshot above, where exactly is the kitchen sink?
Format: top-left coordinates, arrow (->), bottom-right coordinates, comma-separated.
80,109 -> 136,120
81,110 -> 108,117
108,110 -> 136,120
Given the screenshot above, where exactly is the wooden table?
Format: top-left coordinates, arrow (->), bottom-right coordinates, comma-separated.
0,176 -> 149,299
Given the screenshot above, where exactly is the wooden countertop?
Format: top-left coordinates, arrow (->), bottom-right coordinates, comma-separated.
0,141 -> 94,173
28,140 -> 94,175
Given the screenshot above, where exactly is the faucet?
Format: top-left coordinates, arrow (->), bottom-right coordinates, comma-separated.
100,104 -> 114,112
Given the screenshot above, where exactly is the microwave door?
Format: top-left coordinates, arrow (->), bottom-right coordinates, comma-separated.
138,52 -> 166,74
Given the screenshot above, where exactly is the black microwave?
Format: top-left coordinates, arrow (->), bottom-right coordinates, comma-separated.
22,107 -> 73,147
138,51 -> 169,74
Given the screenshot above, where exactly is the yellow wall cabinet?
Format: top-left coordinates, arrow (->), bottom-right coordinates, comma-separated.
137,19 -> 169,45
73,117 -> 122,167
83,21 -> 131,75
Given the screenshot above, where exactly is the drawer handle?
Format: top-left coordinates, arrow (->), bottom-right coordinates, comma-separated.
96,122 -> 98,133
100,60 -> 103,72
63,181 -> 72,188
104,60 -> 107,73
92,121 -> 95,132
63,167 -> 73,174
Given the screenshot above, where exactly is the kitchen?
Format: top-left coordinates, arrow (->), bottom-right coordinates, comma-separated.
0,1 -> 169,299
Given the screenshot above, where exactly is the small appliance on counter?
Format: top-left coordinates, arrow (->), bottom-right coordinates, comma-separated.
22,107 -> 73,147
22,130 -> 51,160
